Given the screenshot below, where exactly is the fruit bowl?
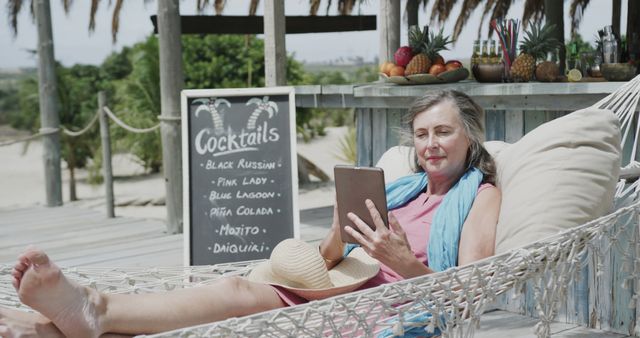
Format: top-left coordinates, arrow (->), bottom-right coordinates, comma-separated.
601,63 -> 637,81
472,64 -> 504,83
381,67 -> 469,85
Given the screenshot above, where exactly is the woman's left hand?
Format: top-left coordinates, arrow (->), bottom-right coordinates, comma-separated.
345,199 -> 414,269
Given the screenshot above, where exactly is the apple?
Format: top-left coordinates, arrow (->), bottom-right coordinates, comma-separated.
380,61 -> 395,76
389,65 -> 405,77
432,54 -> 445,66
428,64 -> 446,76
394,46 -> 414,67
445,61 -> 462,71
445,60 -> 463,68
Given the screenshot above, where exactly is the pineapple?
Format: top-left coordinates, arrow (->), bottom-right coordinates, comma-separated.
406,27 -> 452,75
510,22 -> 560,82
405,26 -> 430,75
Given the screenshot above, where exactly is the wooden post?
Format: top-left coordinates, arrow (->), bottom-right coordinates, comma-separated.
612,0 -> 621,39
98,92 -> 115,218
628,0 -> 640,67
264,0 -> 286,86
406,0 -> 419,31
544,0 -> 565,75
378,0 -> 400,64
34,0 -> 62,207
157,0 -> 184,234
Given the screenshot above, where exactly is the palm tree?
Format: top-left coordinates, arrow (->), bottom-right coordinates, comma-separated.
193,97 -> 230,135
246,96 -> 278,130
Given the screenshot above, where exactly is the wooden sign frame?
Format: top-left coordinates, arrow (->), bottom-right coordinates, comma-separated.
181,87 -> 299,266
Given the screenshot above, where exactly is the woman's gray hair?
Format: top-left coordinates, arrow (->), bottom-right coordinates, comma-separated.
403,90 -> 496,184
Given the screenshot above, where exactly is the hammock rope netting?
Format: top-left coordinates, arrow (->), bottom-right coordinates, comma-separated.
2,78 -> 640,337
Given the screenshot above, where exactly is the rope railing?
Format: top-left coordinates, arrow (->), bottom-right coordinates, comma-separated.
0,101 -> 174,218
61,112 -> 100,137
0,105 -> 171,147
103,107 -> 161,134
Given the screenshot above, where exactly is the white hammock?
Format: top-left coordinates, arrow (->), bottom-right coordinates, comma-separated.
2,77 -> 640,338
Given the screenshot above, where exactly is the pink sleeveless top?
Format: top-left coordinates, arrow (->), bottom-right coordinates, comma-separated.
272,183 -> 494,306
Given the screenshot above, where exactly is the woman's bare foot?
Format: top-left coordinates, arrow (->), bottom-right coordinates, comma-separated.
0,307 -> 63,338
11,248 -> 106,338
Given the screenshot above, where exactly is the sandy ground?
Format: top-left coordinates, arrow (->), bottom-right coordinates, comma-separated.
0,125 -> 351,219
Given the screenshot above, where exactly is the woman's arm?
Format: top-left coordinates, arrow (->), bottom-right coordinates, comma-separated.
457,186 -> 501,265
318,203 -> 345,269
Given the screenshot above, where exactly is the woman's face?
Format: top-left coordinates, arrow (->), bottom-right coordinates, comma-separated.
413,100 -> 471,181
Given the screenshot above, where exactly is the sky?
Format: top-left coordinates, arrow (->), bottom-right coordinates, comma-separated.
0,0 -> 628,69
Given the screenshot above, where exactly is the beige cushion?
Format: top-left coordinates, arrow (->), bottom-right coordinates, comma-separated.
376,108 -> 621,254
494,108 -> 620,253
375,146 -> 416,183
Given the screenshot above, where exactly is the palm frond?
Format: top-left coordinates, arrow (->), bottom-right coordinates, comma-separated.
453,0 -> 482,40
522,0 -> 544,29
249,0 -> 259,16
29,0 -> 34,24
489,0 -> 513,26
310,0 -> 321,15
88,0 -> 100,32
569,0 -> 590,39
338,0 -> 356,15
62,0 -> 72,13
7,0 -> 24,36
196,0 -> 209,13
214,0 -> 225,15
477,0 -> 497,39
430,0 -> 457,26
111,0 -> 123,43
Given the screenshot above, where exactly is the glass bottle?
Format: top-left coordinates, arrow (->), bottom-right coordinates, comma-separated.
471,40 -> 481,66
489,40 -> 499,64
481,40 -> 489,64
603,25 -> 618,64
567,42 -> 577,70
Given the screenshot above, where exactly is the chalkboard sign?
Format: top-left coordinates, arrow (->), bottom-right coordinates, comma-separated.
181,87 -> 299,265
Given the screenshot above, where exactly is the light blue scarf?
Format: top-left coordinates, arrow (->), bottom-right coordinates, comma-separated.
348,167 -> 483,337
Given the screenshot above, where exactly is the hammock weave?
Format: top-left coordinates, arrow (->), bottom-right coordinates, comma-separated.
2,77 -> 640,338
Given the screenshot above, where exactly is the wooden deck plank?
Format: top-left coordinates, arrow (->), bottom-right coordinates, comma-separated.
1,218 -> 152,242
0,206 -> 173,266
0,222 -> 168,261
56,235 -> 183,267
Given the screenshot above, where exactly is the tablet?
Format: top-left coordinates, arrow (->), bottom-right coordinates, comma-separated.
334,165 -> 388,244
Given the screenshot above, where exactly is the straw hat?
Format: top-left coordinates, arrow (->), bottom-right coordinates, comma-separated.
246,239 -> 380,300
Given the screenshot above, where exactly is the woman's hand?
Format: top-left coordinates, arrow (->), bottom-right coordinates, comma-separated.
345,199 -> 431,278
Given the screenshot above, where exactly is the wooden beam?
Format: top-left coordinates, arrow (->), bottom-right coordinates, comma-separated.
264,0 -> 286,87
149,15 -> 376,35
97,92 -> 115,218
157,0 -> 184,234
379,0 -> 400,63
34,0 -> 62,207
406,0 -> 419,31
544,0 -> 565,74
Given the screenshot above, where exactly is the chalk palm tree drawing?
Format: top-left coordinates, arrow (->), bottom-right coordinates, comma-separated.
246,96 -> 279,130
193,97 -> 231,134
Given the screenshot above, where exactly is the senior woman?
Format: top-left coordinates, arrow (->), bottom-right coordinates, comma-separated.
1,90 -> 500,337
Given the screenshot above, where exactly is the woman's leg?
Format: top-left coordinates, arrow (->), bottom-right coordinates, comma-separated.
12,248 -> 286,337
0,306 -> 64,338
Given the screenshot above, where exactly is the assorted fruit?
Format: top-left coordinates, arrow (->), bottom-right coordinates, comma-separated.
380,26 -> 464,79
511,22 -> 561,82
379,21 -> 580,84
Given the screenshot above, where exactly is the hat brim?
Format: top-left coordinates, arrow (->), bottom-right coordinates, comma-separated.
246,247 -> 379,300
